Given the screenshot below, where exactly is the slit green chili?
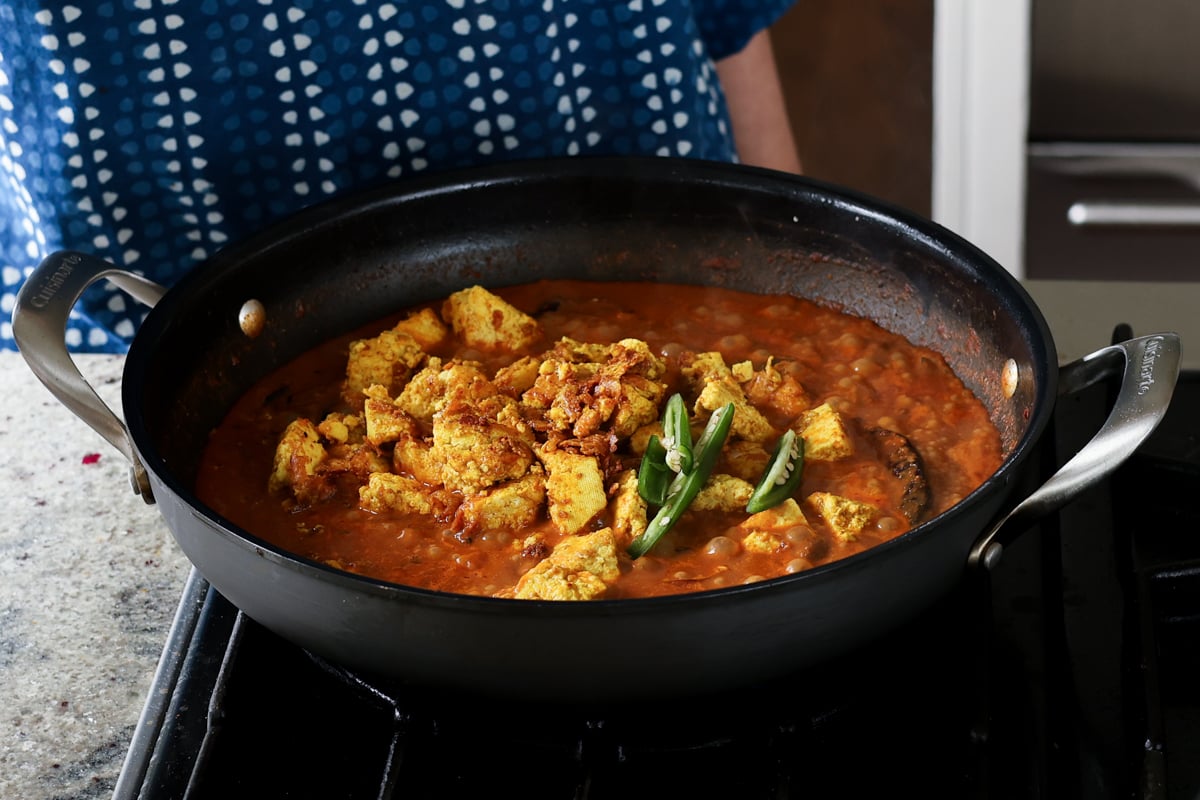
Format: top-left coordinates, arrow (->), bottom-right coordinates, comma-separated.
637,434 -> 671,507
660,393 -> 694,475
745,429 -> 805,514
628,402 -> 736,558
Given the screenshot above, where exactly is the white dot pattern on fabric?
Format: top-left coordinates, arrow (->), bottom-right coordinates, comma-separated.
0,0 -> 793,352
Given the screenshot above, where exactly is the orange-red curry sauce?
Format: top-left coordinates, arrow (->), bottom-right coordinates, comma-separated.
195,280 -> 1003,599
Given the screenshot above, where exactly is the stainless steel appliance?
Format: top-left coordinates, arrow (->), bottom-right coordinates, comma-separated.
1025,0 -> 1200,280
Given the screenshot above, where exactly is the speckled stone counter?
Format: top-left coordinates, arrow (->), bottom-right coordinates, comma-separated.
0,352 -> 191,800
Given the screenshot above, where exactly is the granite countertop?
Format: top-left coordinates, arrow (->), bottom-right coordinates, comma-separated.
0,351 -> 192,800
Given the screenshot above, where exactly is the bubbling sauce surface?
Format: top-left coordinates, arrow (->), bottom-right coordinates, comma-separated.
195,280 -> 1003,599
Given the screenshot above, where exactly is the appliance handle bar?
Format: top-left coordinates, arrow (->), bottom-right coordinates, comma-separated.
1068,201 -> 1200,227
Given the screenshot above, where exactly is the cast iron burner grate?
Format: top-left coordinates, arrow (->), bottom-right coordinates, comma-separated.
117,569 -> 1016,800
1113,373 -> 1200,799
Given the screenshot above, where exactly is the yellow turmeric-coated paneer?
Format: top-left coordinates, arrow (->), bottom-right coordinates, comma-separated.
316,412 -> 365,445
323,446 -> 391,485
691,474 -> 755,513
795,403 -> 854,461
442,285 -> 542,353
743,530 -> 787,554
522,356 -> 600,433
610,469 -> 648,548
683,351 -> 775,444
735,358 -> 811,419
392,430 -> 443,486
269,418 -> 327,496
431,411 -> 535,494
513,528 -> 620,600
538,447 -> 608,536
492,354 -> 542,396
342,328 -> 428,407
358,472 -> 435,514
456,468 -> 547,534
392,307 -> 450,350
628,421 -> 663,456
519,337 -> 666,439
362,384 -> 419,446
806,491 -> 877,542
721,439 -> 772,483
396,358 -> 495,424
514,566 -> 609,601
604,339 -> 668,438
741,497 -> 808,532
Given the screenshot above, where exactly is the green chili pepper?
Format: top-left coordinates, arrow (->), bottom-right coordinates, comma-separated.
637,434 -> 671,506
628,402 -> 736,559
745,429 -> 805,514
636,393 -> 692,505
660,393 -> 694,474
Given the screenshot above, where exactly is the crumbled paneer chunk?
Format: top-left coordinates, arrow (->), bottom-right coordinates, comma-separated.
538,447 -> 609,535
806,492 -> 877,542
545,527 -> 621,581
317,412 -> 364,445
519,532 -> 549,559
796,403 -> 854,461
362,384 -> 420,446
552,337 -> 610,363
605,339 -> 668,438
442,285 -> 542,353
742,497 -> 808,532
743,530 -> 787,554
492,355 -> 542,396
359,472 -> 435,514
519,336 -> 666,439
628,421 -> 663,456
691,474 -> 755,512
683,351 -> 775,443
456,468 -> 547,533
269,418 -> 328,499
431,411 -> 535,494
738,358 -> 811,419
610,469 -> 648,547
514,528 -> 621,600
392,429 -> 442,485
515,567 -> 608,601
395,358 -> 494,424
392,307 -> 449,350
523,355 -> 600,432
325,447 -> 391,485
722,440 -> 772,482
342,328 -> 428,407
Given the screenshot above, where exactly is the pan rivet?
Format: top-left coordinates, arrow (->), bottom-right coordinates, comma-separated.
1001,358 -> 1019,399
239,299 -> 266,339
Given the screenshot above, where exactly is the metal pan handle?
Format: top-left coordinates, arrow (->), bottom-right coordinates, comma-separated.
12,250 -> 166,501
968,332 -> 1181,571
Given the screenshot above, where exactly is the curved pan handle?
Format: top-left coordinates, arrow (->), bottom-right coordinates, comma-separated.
12,251 -> 166,501
968,332 -> 1181,571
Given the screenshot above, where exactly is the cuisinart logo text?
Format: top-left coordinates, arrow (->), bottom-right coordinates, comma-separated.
1139,335 -> 1167,396
28,252 -> 81,309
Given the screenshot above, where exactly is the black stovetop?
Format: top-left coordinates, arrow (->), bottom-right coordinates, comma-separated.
113,356 -> 1200,800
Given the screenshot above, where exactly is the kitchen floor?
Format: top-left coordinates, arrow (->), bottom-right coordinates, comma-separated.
771,0 -> 933,217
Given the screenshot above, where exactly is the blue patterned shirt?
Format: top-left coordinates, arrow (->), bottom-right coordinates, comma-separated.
0,0 -> 793,351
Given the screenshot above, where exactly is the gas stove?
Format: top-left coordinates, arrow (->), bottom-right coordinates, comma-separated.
112,285 -> 1200,800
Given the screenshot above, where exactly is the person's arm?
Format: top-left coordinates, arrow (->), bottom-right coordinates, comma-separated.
715,29 -> 803,174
